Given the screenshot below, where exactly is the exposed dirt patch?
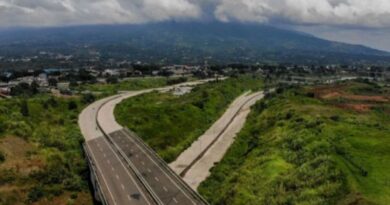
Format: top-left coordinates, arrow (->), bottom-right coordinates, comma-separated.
311,84 -> 388,102
0,136 -> 44,174
336,104 -> 373,112
33,192 -> 93,205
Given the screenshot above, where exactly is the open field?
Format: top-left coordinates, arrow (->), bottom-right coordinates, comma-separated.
115,75 -> 264,162
199,81 -> 390,205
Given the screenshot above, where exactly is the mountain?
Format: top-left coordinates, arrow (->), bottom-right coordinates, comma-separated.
0,22 -> 389,65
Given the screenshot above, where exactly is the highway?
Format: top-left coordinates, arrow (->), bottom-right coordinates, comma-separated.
80,98 -> 157,205
79,80 -> 212,205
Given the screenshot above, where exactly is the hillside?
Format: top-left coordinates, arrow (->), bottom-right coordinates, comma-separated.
199,82 -> 390,205
0,22 -> 389,64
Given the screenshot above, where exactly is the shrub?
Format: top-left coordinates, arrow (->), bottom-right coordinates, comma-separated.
20,100 -> 29,117
27,186 -> 44,203
330,115 -> 340,121
0,150 -> 5,163
81,93 -> 95,104
68,101 -> 78,110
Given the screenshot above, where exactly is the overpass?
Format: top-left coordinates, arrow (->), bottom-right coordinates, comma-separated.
79,81 -> 212,205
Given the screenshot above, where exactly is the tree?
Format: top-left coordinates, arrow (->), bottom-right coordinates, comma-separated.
0,150 -> 5,163
20,100 -> 29,117
48,78 -> 58,87
68,101 -> 78,110
82,93 -> 95,104
106,76 -> 119,84
30,81 -> 40,94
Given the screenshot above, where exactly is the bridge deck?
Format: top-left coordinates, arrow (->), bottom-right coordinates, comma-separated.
86,136 -> 156,205
108,129 -> 206,205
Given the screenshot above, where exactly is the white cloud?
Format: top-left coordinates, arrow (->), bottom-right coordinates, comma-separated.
0,0 -> 390,29
214,0 -> 390,28
0,0 -> 201,27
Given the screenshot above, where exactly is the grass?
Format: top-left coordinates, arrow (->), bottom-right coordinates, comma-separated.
75,76 -> 187,95
0,94 -> 92,205
198,82 -> 390,205
0,77 -> 189,204
115,75 -> 263,162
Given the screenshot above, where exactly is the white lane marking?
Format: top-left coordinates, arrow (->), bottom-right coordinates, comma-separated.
111,167 -> 115,171
163,186 -> 168,192
173,197 -> 178,204
135,154 -> 139,158
147,168 -> 152,173
141,161 -> 145,165
127,195 -> 132,201
86,143 -> 117,205
154,177 -> 159,182
103,153 -> 106,158
101,138 -> 152,205
119,130 -> 196,205
121,184 -> 125,190
116,174 -> 119,180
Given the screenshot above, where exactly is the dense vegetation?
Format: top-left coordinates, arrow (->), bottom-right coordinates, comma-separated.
0,77 -> 191,205
0,95 -> 92,205
115,76 -> 263,162
75,77 -> 187,95
199,82 -> 390,205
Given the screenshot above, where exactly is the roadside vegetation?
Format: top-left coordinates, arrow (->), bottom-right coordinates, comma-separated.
0,94 -> 92,205
199,81 -> 390,205
0,77 -> 193,205
115,75 -> 263,162
75,76 -> 188,95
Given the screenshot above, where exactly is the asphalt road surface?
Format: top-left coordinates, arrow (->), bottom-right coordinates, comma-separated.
109,129 -> 204,205
79,79 -> 214,205
86,136 -> 156,205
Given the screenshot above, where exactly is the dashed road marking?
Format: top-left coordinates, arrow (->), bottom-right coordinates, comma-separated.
147,168 -> 152,173
163,186 -> 168,192
173,197 -> 178,204
116,174 -> 119,180
121,184 -> 125,190
154,177 -> 159,182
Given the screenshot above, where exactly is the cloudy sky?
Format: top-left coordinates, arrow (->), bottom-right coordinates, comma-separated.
1,0 -> 390,51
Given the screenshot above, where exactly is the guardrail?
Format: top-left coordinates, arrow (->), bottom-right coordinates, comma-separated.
83,144 -> 109,205
95,94 -> 162,205
123,128 -> 209,205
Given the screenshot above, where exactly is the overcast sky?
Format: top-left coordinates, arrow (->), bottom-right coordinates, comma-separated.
1,0 -> 390,51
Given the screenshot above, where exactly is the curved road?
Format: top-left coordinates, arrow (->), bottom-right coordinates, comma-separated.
79,78 -> 264,204
79,80 -> 213,205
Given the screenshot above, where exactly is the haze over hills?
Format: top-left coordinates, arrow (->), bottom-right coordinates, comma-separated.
0,22 -> 389,65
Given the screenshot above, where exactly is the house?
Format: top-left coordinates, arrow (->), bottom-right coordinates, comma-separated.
57,82 -> 70,91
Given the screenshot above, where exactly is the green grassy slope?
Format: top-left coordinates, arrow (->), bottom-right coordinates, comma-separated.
0,95 -> 92,205
0,77 -> 188,205
115,76 -> 263,162
199,83 -> 390,205
75,77 -> 186,95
